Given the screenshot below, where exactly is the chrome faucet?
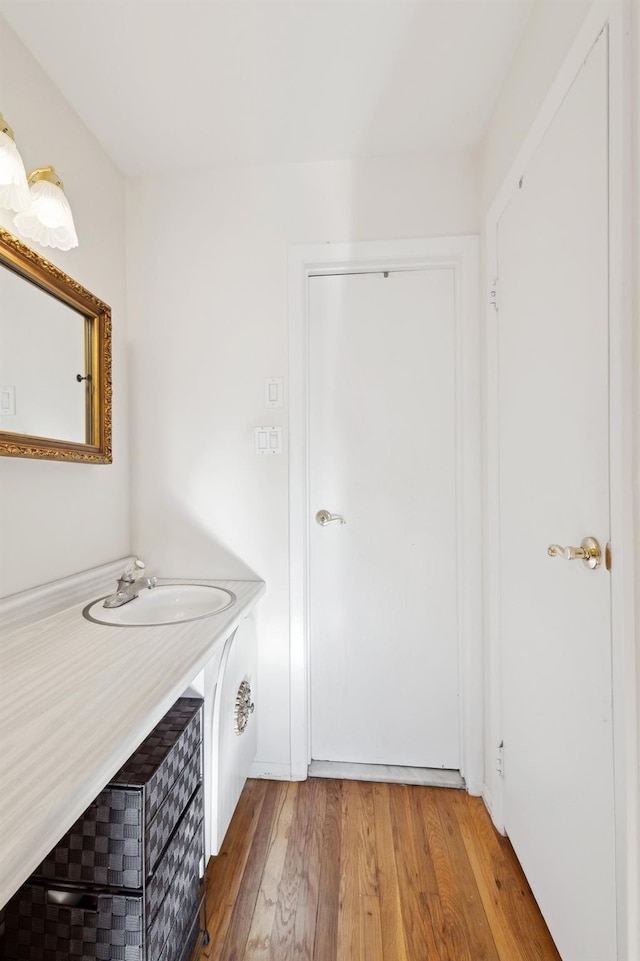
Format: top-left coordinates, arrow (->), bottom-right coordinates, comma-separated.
103,558 -> 158,608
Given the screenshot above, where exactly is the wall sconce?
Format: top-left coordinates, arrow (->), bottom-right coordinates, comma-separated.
15,167 -> 78,251
0,113 -> 78,251
0,113 -> 30,212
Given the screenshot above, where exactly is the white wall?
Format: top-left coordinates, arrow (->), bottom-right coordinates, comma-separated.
0,19 -> 129,597
127,153 -> 479,773
480,0 -> 592,209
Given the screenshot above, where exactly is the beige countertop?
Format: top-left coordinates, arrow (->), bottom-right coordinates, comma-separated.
0,568 -> 265,908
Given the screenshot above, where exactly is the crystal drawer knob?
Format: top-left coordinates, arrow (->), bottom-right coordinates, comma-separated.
234,680 -> 254,734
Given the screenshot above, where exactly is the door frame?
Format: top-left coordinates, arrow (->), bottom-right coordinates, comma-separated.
483,3 -> 637,958
288,235 -> 482,793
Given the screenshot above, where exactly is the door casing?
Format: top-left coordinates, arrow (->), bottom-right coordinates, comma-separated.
483,3 -> 638,958
288,235 -> 482,793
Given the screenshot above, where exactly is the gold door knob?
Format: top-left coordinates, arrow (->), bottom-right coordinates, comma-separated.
547,536 -> 601,570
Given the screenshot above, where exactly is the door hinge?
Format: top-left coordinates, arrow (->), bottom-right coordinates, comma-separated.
489,278 -> 499,312
496,740 -> 505,777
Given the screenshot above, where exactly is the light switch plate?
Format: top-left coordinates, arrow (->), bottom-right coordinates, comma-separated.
264,377 -> 284,408
255,426 -> 282,455
0,386 -> 16,416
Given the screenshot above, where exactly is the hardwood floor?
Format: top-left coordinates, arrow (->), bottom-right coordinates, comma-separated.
200,778 -> 562,961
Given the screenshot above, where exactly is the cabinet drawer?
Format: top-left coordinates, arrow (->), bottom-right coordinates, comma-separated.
113,698 -> 202,825
146,787 -> 203,924
3,886 -> 144,961
4,830 -> 202,961
167,906 -> 202,961
4,697 -> 205,960
157,894 -> 201,961
145,748 -> 201,878
33,699 -> 202,887
146,828 -> 202,961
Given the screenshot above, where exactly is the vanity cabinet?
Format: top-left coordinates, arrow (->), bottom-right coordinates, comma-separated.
3,698 -> 205,961
209,615 -> 258,854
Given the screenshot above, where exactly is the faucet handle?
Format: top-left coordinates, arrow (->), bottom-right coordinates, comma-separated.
122,558 -> 146,582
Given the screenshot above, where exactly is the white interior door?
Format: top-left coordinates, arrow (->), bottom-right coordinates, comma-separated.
497,33 -> 616,961
308,268 -> 459,769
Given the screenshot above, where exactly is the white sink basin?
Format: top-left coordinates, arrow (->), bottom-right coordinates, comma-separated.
83,583 -> 236,626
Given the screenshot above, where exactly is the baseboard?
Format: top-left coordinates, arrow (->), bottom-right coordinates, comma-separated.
308,760 -> 465,789
250,760 -> 296,781
482,783 -> 507,835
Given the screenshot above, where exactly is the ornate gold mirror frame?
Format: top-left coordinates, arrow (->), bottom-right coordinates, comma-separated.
0,228 -> 112,463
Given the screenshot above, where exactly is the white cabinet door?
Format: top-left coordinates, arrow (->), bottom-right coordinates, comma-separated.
308,268 -> 459,769
210,615 -> 258,854
497,33 -> 617,961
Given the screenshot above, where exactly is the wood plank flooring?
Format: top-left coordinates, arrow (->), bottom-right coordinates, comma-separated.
200,778 -> 562,961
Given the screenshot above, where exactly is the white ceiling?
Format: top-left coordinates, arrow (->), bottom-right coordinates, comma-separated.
0,0 -> 533,175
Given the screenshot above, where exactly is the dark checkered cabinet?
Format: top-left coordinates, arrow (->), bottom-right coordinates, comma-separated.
3,697 -> 206,961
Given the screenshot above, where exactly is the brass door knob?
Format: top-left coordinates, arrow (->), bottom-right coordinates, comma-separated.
547,536 -> 601,570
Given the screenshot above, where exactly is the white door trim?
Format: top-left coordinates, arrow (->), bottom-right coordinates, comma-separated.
288,235 -> 482,794
483,3 -> 638,958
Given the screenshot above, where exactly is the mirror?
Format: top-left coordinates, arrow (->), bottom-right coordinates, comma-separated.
0,227 -> 112,463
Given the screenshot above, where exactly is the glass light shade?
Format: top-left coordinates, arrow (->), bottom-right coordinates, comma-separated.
0,129 -> 30,213
14,178 -> 79,251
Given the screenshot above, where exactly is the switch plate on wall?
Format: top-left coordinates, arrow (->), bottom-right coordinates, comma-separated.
254,426 -> 282,455
0,386 -> 16,416
263,378 -> 284,408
